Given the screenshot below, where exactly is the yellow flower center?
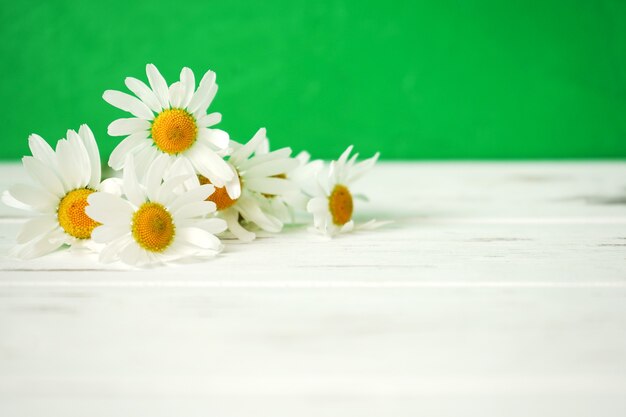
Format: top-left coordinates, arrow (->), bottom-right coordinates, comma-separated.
57,188 -> 100,239
151,108 -> 198,154
329,184 -> 353,225
198,174 -> 240,211
131,202 -> 175,252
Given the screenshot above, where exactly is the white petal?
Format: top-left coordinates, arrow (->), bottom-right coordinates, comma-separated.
197,112 -> 221,128
28,134 -> 56,167
122,156 -> 146,207
108,131 -> 150,170
198,128 -> 229,150
237,148 -> 293,171
66,130 -> 91,187
188,70 -> 216,113
174,201 -> 216,219
22,156 -> 65,197
195,217 -> 228,234
177,227 -> 222,251
307,197 -> 328,213
167,184 -> 214,213
99,234 -> 132,263
55,140 -> 83,190
125,77 -> 162,113
98,178 -> 123,196
91,225 -> 129,243
237,196 -> 283,233
144,154 -> 170,201
17,215 -> 58,244
15,228 -> 66,259
222,209 -> 255,242
146,64 -> 170,109
187,143 -> 234,186
120,242 -> 143,265
244,157 -> 299,178
103,90 -> 154,120
108,118 -> 150,136
6,184 -> 57,211
168,81 -> 184,109
194,83 -> 218,117
225,175 -> 241,200
86,192 -> 134,225
158,174 -> 197,206
231,128 -> 266,162
245,177 -> 297,196
180,67 -> 195,109
78,125 -> 102,188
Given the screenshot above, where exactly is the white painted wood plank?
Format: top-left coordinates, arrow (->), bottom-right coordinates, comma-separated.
0,162 -> 625,416
0,287 -> 625,416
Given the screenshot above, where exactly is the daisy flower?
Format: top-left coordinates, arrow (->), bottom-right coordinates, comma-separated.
2,125 -> 107,259
256,138 -> 323,224
307,145 -> 382,237
103,64 -> 236,192
182,128 -> 299,242
85,154 -> 227,266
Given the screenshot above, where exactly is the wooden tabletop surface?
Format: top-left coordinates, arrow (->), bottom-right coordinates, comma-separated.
1,162 -> 625,416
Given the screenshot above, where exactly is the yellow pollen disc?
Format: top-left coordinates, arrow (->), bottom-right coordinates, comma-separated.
198,175 -> 239,211
329,184 -> 353,226
57,188 -> 100,239
131,202 -> 175,252
151,108 -> 198,154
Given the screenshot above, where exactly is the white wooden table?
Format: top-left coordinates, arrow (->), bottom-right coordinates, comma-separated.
1,162 -> 625,417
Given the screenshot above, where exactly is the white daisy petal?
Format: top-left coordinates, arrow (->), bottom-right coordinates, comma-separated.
168,81 -> 184,109
244,157 -> 299,178
180,67 -> 195,108
174,200 -> 216,219
56,140 -> 83,190
17,215 -> 58,244
108,118 -> 151,137
6,184 -> 57,211
91,225 -> 129,243
237,196 -> 282,233
144,154 -> 171,201
188,70 -> 216,113
225,175 -> 241,200
121,242 -> 143,265
78,125 -> 102,188
99,234 -> 132,263
245,177 -> 297,196
108,131 -> 150,170
167,184 -> 214,213
28,134 -> 56,167
197,112 -> 221,128
231,128 -> 266,161
15,228 -> 66,260
122,156 -> 146,207
195,217 -> 228,234
177,227 -> 223,251
188,143 -> 234,186
103,90 -> 154,120
198,128 -> 229,150
125,77 -> 162,113
86,192 -> 134,225
237,147 -> 292,171
146,64 -> 171,109
194,83 -> 218,117
223,209 -> 256,242
22,156 -> 65,197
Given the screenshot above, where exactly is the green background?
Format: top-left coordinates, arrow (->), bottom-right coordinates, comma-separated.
1,0 -> 625,160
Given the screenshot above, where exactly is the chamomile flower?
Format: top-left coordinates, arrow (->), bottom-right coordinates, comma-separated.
2,125 -> 106,259
307,145 -> 381,237
186,128 -> 299,242
256,138 -> 323,224
104,64 -> 236,192
85,155 -> 227,266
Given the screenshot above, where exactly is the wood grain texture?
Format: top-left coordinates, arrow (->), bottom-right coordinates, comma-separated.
0,162 -> 625,416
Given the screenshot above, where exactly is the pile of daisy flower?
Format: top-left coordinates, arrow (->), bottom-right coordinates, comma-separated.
3,65 -> 383,266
